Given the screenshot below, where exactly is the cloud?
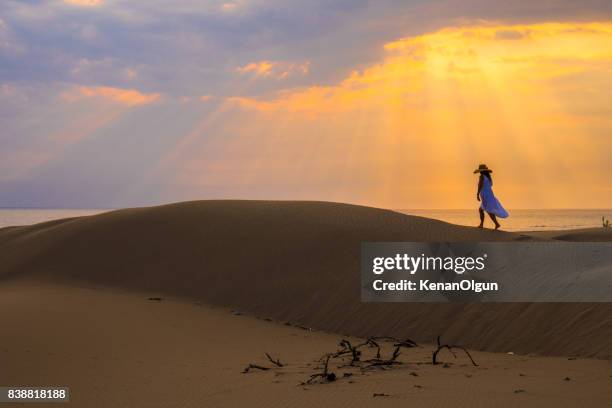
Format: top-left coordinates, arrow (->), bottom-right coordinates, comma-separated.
3,0 -> 612,207
63,0 -> 104,6
494,28 -> 531,40
220,2 -> 239,12
62,86 -> 160,106
0,17 -> 25,54
236,60 -> 310,79
124,68 -> 138,79
3,0 -> 612,98
0,81 -> 128,182
236,61 -> 274,76
231,22 -> 612,116
212,22 -> 612,208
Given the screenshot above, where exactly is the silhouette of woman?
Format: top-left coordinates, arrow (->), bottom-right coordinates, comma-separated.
474,164 -> 508,230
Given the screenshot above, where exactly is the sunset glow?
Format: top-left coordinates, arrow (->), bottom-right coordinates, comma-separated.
63,86 -> 160,106
197,22 -> 612,208
1,0 -> 611,209
63,0 -> 104,6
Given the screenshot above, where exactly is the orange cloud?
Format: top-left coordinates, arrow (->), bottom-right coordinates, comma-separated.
63,86 -> 160,106
236,61 -> 274,76
64,0 -> 104,6
221,2 -> 239,12
236,60 -> 310,79
232,22 -> 612,116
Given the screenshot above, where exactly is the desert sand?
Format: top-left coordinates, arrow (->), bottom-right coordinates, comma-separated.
1,200 -> 611,407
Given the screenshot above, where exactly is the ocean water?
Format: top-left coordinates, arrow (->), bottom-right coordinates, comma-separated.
396,209 -> 612,231
0,208 -> 610,232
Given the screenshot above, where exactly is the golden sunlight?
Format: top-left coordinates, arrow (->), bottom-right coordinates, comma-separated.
172,22 -> 612,208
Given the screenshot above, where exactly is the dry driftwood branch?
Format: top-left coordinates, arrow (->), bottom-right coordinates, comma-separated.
391,345 -> 401,361
432,336 -> 478,367
332,337 -> 416,363
328,339 -> 364,364
242,363 -> 270,373
338,340 -> 362,364
313,336 -> 419,374
265,352 -> 284,367
243,352 -> 284,373
307,354 -> 336,384
242,335 -> 419,383
366,338 -> 381,359
369,336 -> 418,348
363,342 -> 410,368
393,339 -> 418,348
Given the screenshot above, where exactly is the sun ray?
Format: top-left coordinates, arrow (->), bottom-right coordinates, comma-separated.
157,21 -> 612,208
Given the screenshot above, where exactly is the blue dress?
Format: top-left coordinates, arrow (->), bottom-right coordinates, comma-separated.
479,176 -> 509,218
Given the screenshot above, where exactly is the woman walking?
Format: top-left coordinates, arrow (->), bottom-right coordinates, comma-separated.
474,164 -> 508,230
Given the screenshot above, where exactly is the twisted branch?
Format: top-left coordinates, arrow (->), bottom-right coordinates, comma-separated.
432,336 -> 478,367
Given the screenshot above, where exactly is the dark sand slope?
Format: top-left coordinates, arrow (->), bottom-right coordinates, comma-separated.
1,200 -> 611,358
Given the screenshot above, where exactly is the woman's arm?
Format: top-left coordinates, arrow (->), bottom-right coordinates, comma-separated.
476,174 -> 483,201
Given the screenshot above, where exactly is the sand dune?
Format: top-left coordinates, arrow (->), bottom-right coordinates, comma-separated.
2,282 -> 611,408
526,228 -> 612,242
1,200 -> 611,359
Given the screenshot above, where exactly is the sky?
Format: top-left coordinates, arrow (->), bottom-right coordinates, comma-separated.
1,0 -> 611,209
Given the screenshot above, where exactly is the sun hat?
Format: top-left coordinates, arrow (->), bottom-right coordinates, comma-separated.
473,164 -> 493,173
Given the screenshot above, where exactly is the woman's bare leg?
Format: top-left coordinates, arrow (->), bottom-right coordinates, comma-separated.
478,208 -> 484,228
488,212 -> 501,230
